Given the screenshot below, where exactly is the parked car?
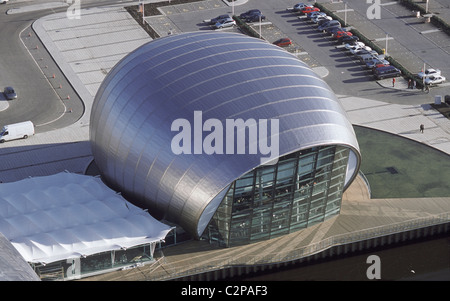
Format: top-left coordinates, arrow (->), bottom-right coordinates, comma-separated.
345,41 -> 365,50
213,18 -> 236,29
333,31 -> 352,40
240,9 -> 261,19
424,75 -> 446,85
318,20 -> 340,31
312,15 -> 332,24
366,59 -> 390,69
209,14 -> 231,25
359,54 -> 381,65
337,35 -> 359,44
3,87 -> 17,100
307,11 -> 325,20
292,3 -> 311,12
301,6 -> 320,14
317,18 -> 333,26
373,66 -> 401,79
349,45 -> 372,55
0,0 -> 9,4
326,26 -> 344,35
245,12 -> 266,22
355,50 -> 378,59
418,68 -> 441,79
273,38 -> 292,47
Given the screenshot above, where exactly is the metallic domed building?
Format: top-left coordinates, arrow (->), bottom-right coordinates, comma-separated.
90,31 -> 360,247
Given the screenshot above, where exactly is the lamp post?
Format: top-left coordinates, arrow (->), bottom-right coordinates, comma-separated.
259,14 -> 262,38
344,2 -> 347,27
385,33 -> 388,56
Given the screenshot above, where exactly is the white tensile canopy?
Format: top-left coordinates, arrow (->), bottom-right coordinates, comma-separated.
0,172 -> 172,265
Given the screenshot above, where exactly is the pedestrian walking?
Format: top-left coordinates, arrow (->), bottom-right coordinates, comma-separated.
420,124 -> 424,133
408,79 -> 412,89
392,77 -> 395,87
413,80 -> 416,89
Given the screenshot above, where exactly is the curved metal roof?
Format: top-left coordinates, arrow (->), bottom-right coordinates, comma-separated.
90,31 -> 360,238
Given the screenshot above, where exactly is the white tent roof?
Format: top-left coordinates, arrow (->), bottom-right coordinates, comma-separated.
0,172 -> 172,264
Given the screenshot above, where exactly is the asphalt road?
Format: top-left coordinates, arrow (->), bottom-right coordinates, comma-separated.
0,0 -> 132,133
0,2 -> 70,132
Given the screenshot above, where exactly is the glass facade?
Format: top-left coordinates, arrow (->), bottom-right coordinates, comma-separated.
203,145 -> 351,247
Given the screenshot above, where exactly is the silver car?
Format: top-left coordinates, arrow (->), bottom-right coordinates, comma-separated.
213,17 -> 236,29
3,87 -> 17,100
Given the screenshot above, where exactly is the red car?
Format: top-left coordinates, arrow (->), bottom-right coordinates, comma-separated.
333,31 -> 353,39
273,38 -> 292,47
301,7 -> 319,14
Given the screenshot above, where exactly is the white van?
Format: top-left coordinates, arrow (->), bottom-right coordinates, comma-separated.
0,121 -> 35,143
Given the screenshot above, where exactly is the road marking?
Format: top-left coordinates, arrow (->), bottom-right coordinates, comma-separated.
374,37 -> 394,41
335,9 -> 354,13
420,29 -> 441,34
380,1 -> 397,6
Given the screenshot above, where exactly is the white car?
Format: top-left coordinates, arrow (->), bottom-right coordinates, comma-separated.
349,45 -> 372,55
312,15 -> 332,24
418,68 -> 441,79
424,75 -> 446,85
213,18 -> 236,29
0,0 -> 9,3
345,41 -> 365,50
307,11 -> 325,19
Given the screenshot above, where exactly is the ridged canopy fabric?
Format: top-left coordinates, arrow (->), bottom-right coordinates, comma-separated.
0,172 -> 172,264
90,31 -> 360,238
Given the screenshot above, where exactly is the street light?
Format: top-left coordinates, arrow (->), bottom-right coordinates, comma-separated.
344,2 -> 347,27
259,14 -> 262,38
385,32 -> 388,57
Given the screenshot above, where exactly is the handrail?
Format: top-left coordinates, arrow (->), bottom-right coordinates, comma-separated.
147,212 -> 449,280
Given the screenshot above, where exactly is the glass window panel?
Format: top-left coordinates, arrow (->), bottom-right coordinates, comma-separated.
297,154 -> 315,176
235,173 -> 254,188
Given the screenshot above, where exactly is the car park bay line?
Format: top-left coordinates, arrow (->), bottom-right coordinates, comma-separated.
420,29 -> 441,35
373,36 -> 394,42
380,3 -> 450,57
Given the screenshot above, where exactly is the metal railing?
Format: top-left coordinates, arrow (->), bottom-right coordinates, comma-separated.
146,212 -> 449,280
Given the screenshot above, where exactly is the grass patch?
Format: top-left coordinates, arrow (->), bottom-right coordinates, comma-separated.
354,126 -> 450,198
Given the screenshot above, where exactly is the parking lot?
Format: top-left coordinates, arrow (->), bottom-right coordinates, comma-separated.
141,0 -> 450,104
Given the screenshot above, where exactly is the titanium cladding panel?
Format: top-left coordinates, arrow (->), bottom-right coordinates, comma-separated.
90,31 -> 360,238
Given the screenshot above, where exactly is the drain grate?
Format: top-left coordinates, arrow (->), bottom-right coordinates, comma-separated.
386,167 -> 398,174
